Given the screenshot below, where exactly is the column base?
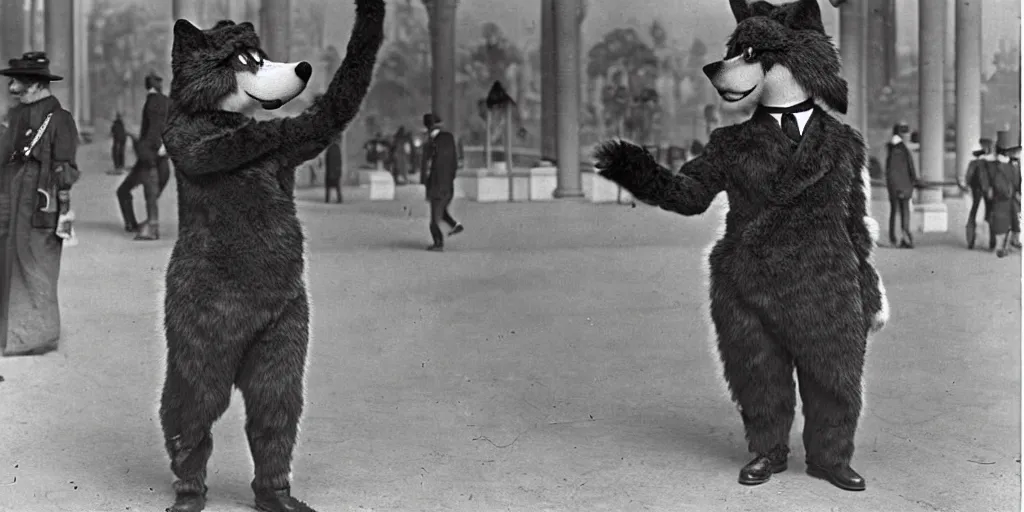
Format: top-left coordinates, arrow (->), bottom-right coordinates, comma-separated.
553,187 -> 585,199
912,202 -> 949,233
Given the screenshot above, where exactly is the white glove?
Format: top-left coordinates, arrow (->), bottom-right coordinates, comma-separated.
158,144 -> 167,157
56,210 -> 78,247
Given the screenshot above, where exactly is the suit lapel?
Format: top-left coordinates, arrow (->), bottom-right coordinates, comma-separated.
767,108 -> 842,205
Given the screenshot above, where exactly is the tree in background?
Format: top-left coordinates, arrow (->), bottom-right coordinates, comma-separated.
460,22 -> 524,145
586,27 -> 660,142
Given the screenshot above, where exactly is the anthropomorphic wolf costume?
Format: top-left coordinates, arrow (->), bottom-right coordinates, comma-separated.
158,2 -> 385,511
594,0 -> 887,492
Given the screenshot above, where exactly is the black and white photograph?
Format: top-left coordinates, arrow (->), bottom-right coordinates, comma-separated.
0,0 -> 1020,510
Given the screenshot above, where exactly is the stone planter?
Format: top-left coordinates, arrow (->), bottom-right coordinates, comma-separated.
528,166 -> 557,201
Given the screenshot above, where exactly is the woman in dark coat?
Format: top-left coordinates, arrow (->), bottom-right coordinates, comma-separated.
991,133 -> 1022,257
885,123 -> 917,248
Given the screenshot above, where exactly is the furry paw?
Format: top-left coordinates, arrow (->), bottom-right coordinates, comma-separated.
592,140 -> 658,190
868,287 -> 889,334
863,216 -> 880,243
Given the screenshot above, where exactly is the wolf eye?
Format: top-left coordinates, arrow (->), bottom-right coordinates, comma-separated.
249,51 -> 263,66
743,47 -> 757,62
237,54 -> 248,66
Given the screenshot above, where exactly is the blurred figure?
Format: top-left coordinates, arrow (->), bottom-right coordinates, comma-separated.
391,125 -> 411,185
116,72 -> 170,241
990,131 -> 1021,257
324,133 -> 343,204
108,112 -> 127,175
960,137 -> 995,250
422,113 -> 463,251
885,122 -> 917,248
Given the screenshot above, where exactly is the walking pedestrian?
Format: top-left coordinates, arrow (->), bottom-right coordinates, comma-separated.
961,138 -> 995,250
990,131 -> 1021,257
885,122 -> 917,248
0,51 -> 80,356
116,72 -> 170,241
422,113 -> 464,251
109,112 -> 127,174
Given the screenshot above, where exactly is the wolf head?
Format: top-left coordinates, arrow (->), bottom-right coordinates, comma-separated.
170,19 -> 313,114
701,0 -> 848,114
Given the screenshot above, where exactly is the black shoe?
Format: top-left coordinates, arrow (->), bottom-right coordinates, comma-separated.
167,491 -> 206,512
254,487 -> 317,512
426,244 -> 444,252
448,223 -> 464,236
997,248 -> 1008,258
966,225 -> 976,249
124,222 -> 139,233
806,462 -> 866,491
738,454 -> 788,485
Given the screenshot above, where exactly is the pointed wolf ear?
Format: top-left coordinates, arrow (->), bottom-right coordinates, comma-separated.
786,0 -> 826,32
173,19 -> 205,48
729,0 -> 751,22
237,22 -> 256,32
818,76 -> 849,115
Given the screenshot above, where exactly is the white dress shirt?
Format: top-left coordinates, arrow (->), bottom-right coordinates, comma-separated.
768,110 -> 813,136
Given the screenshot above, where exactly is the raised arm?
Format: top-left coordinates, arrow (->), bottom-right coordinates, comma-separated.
594,139 -> 725,216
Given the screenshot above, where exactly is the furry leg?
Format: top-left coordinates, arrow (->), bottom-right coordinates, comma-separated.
235,295 -> 310,496
159,333 -> 236,506
711,286 -> 797,456
794,332 -> 866,468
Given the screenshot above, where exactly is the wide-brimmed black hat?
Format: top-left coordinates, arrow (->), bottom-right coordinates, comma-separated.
423,113 -> 442,129
972,138 -> 994,157
0,51 -> 63,81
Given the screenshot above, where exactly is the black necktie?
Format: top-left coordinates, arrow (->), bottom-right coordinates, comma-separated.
781,113 -> 801,143
760,99 -> 815,144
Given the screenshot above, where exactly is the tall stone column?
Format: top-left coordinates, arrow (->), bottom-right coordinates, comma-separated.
540,0 -> 556,162
45,0 -> 74,116
0,0 -> 25,61
916,0 -> 948,232
954,0 -> 982,187
838,0 -> 868,136
74,0 -> 91,130
553,0 -> 583,198
260,0 -> 291,61
427,0 -> 458,136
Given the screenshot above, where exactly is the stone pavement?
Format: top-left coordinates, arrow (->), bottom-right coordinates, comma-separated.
0,141 -> 1020,512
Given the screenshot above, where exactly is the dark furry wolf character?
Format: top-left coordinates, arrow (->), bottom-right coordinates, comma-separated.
594,0 -> 887,492
158,2 -> 385,511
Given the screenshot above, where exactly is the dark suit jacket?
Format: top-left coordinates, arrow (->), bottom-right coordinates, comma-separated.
325,141 -> 343,183
138,91 -> 169,161
885,141 -> 916,197
423,130 -> 458,199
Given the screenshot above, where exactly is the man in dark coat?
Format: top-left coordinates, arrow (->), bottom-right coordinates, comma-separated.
990,131 -> 1021,257
116,72 -> 171,241
421,113 -> 463,251
324,134 -> 343,204
960,138 -> 995,249
109,112 -> 127,174
885,122 -> 917,248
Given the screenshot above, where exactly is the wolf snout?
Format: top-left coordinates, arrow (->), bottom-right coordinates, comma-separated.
702,61 -> 723,80
295,62 -> 312,83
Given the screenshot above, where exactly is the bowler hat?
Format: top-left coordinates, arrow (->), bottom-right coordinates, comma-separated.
0,51 -> 63,81
996,130 -> 1021,154
423,113 -> 442,129
972,138 -> 994,157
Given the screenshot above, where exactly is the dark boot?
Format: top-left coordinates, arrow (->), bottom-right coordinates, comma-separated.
448,223 -> 464,236
254,487 -> 317,512
166,491 -> 206,512
124,221 -> 139,233
966,224 -> 976,249
738,448 -> 788,486
426,244 -> 444,252
134,222 -> 159,241
806,462 -> 866,491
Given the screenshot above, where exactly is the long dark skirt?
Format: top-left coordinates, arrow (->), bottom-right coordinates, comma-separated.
0,162 -> 63,356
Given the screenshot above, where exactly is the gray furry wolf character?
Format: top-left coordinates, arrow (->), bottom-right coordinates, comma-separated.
593,0 -> 888,492
158,2 -> 385,511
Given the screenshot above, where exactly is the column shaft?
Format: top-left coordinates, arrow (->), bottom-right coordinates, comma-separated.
428,0 -> 458,136
839,1 -> 868,136
172,0 -> 202,24
919,0 -> 946,205
540,0 -> 557,162
954,0 -> 982,185
1,0 -> 26,61
260,0 -> 291,61
553,0 -> 582,197
45,0 -> 74,117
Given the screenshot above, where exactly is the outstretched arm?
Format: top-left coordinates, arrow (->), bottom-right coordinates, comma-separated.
166,0 -> 385,177
594,140 -> 725,216
844,136 -> 888,334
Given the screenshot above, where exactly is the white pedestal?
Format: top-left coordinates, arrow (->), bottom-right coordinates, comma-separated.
357,169 -> 377,186
528,166 -> 557,201
365,170 -> 395,201
511,170 -> 530,202
913,202 -> 949,233
476,169 -> 510,203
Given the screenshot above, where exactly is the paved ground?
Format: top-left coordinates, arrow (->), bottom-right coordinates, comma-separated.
0,141 -> 1020,512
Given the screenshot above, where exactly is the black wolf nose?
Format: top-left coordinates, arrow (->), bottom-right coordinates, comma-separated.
295,62 -> 312,83
702,62 -> 722,79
